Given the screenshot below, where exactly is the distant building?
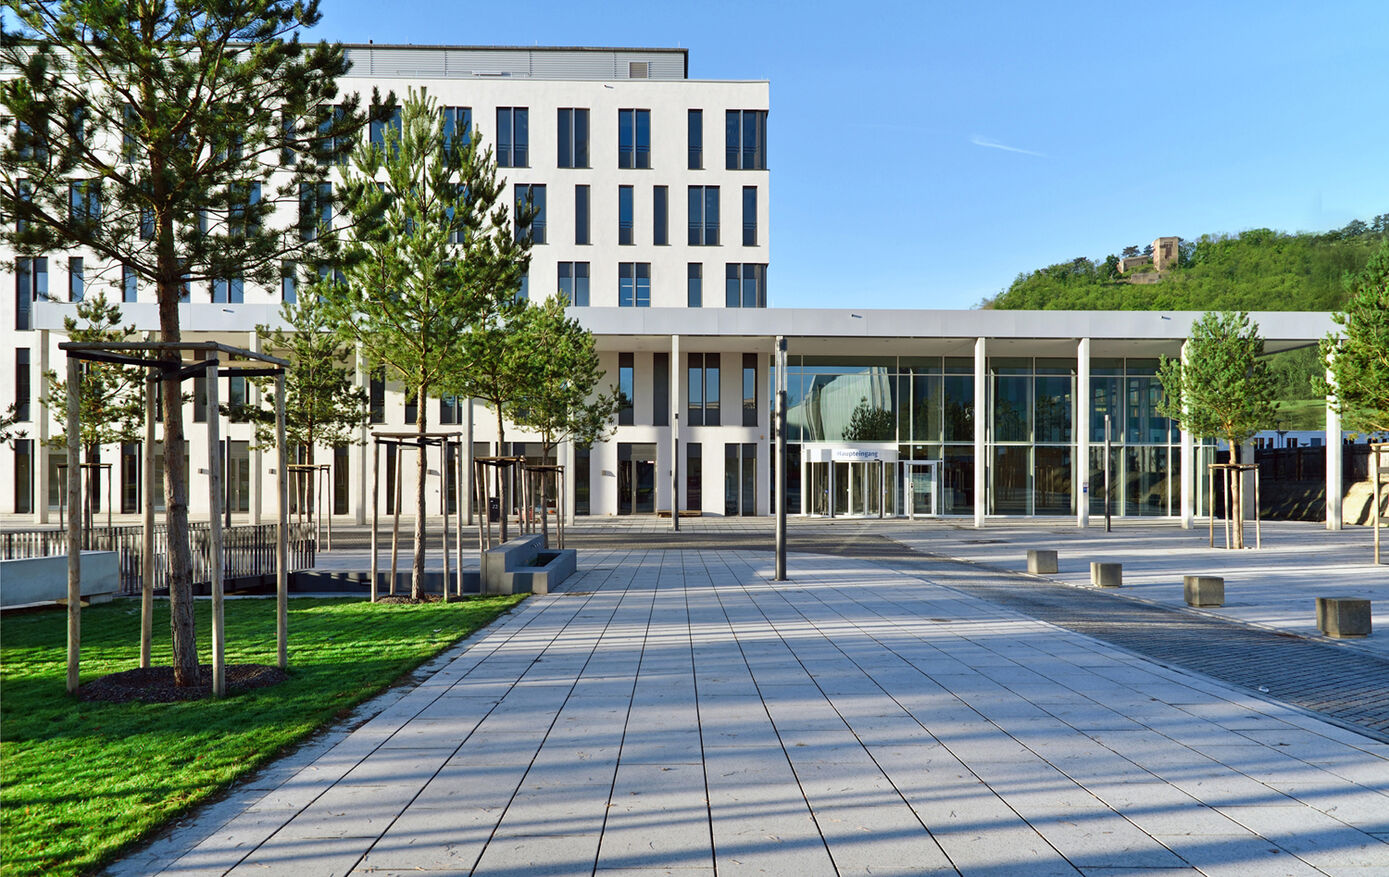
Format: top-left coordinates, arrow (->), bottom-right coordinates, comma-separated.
1118,237 -> 1181,274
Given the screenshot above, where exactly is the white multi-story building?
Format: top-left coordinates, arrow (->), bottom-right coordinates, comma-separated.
1,45 -> 1351,529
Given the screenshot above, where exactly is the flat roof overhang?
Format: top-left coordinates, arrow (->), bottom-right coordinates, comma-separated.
574,308 -> 1336,357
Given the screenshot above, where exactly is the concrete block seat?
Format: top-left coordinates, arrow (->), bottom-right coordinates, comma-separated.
1091,562 -> 1122,588
1026,549 -> 1058,574
0,551 -> 119,608
1316,597 -> 1372,638
482,534 -> 576,596
1184,575 -> 1225,607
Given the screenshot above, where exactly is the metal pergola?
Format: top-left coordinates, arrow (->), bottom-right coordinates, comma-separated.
58,341 -> 290,697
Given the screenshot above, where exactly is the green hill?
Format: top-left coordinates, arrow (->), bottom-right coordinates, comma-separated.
985,216 -> 1388,312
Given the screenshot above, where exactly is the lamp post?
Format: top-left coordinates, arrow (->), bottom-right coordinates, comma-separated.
774,336 -> 788,581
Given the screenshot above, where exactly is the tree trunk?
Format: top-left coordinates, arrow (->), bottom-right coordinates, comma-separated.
412,384 -> 427,600
540,438 -> 553,544
495,404 -> 507,543
158,272 -> 198,687
1231,443 -> 1245,550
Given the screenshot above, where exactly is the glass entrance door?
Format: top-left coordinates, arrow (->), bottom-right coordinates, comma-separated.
618,442 -> 657,515
903,461 -> 939,518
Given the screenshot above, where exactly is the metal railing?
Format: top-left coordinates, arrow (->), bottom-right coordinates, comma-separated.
0,522 -> 315,595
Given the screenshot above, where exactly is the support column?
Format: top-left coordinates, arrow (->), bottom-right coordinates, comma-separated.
775,335 -> 787,580
1077,338 -> 1091,529
464,398 -> 475,525
973,337 -> 987,528
1180,340 -> 1195,529
1326,363 -> 1343,530
671,334 -> 681,530
249,332 -> 263,526
561,438 -> 575,524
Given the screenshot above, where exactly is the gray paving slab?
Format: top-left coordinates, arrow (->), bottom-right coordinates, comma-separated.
104,543 -> 1389,877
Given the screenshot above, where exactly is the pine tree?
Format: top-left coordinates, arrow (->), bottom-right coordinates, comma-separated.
1322,241 -> 1389,434
321,89 -> 529,598
1,1 -> 364,686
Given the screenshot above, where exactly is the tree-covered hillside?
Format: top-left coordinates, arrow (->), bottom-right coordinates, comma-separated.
985,216 -> 1388,312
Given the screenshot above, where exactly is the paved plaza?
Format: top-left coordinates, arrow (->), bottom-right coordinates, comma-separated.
107,521 -> 1389,876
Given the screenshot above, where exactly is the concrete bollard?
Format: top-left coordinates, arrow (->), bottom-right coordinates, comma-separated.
1091,562 -> 1122,588
1027,549 -> 1058,575
1316,597 -> 1372,638
1184,575 -> 1225,607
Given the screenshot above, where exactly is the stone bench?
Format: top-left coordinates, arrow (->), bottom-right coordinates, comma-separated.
1090,562 -> 1122,588
0,551 -> 119,608
1316,597 -> 1372,638
1184,575 -> 1225,607
1026,549 -> 1058,575
482,534 -> 576,596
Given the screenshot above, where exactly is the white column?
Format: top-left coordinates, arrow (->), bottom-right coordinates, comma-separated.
973,337 -> 987,528
671,334 -> 682,513
464,397 -> 475,525
36,329 -> 50,524
561,438 -> 575,524
1076,338 -> 1090,529
1180,340 -> 1195,529
1326,363 -> 1342,530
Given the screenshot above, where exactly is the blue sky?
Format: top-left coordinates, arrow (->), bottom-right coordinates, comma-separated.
309,1 -> 1389,309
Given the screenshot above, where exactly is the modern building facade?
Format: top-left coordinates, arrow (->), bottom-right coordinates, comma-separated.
1,46 -> 1347,528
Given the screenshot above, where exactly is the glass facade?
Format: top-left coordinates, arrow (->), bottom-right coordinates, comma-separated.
774,354 -> 1196,518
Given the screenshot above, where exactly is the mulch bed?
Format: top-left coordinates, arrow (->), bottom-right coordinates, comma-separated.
374,594 -> 445,604
77,664 -> 288,703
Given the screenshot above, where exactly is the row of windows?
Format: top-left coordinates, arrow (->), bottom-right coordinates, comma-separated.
616,352 -> 759,427
515,183 -> 759,248
497,107 -> 765,170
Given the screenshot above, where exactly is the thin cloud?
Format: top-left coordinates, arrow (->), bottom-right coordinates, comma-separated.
970,135 -> 1045,157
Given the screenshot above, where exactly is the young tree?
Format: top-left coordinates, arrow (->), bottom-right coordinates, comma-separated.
322,89 -> 529,598
1158,311 -> 1277,547
240,287 -> 370,490
1,1 -> 363,686
1321,241 -> 1389,434
0,406 -> 25,447
503,294 -> 620,538
41,295 -> 145,534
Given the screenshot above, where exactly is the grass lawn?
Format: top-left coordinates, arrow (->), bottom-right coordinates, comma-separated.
0,595 -> 525,877
1275,397 -> 1327,430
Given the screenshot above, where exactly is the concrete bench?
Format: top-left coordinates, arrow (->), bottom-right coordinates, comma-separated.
1090,562 -> 1122,588
0,551 -> 120,608
483,534 -> 576,596
1026,549 -> 1058,575
1316,597 -> 1372,638
1184,575 -> 1225,607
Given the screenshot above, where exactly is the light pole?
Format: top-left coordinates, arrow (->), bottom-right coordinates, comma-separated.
774,336 -> 788,580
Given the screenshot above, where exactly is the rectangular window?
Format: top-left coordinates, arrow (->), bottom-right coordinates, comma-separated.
122,264 -> 138,303
368,105 -> 402,150
281,261 -> 297,303
618,353 -> 635,426
618,262 -> 651,308
688,185 -> 719,245
726,109 -> 768,170
211,277 -> 244,304
653,185 -> 668,245
558,261 -> 590,307
299,181 -> 331,241
742,186 -> 757,246
229,182 -> 261,238
68,257 -> 84,302
517,271 -> 529,302
653,351 -> 669,427
496,107 -> 528,167
687,263 -> 702,308
15,348 -> 31,421
688,353 -> 720,426
140,207 -> 154,241
333,444 -> 349,515
442,106 -> 472,151
404,383 -> 418,426
557,108 -> 589,168
369,368 -> 385,424
618,108 -> 651,169
743,353 -> 758,427
193,375 -> 207,423
515,184 -> 546,244
14,439 -> 33,515
279,109 -> 295,165
688,109 -> 703,169
618,185 -> 634,245
15,257 -> 46,330
574,443 -> 591,515
124,104 -> 141,162
725,263 -> 767,308
439,394 -> 462,425
575,184 -> 590,245
686,443 -> 702,511
15,179 -> 30,233
68,180 -> 99,226
227,375 -> 248,422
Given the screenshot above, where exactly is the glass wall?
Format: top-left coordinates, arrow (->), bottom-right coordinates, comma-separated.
774,354 -> 1190,518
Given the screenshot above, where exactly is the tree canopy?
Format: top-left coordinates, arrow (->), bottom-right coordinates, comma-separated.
1157,311 -> 1278,451
1322,240 -> 1389,434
